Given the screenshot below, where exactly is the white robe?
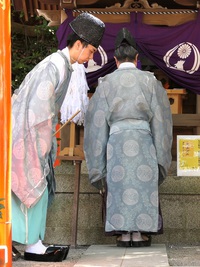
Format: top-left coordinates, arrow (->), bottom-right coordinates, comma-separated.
12,48 -> 73,244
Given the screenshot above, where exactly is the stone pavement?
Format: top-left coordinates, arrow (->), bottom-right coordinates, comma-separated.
12,243 -> 200,267
167,244 -> 200,266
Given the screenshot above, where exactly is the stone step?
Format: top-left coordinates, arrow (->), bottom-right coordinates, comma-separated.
74,244 -> 169,267
12,244 -> 169,267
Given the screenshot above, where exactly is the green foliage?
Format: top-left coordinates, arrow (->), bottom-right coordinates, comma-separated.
0,198 -> 5,219
12,11 -> 59,92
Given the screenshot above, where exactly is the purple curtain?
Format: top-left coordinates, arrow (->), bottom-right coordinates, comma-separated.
56,10 -> 200,94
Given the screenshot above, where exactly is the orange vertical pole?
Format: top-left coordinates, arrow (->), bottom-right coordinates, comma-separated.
0,1 -> 12,267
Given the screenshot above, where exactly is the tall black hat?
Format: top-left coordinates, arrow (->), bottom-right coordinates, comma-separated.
115,28 -> 136,50
69,13 -> 105,49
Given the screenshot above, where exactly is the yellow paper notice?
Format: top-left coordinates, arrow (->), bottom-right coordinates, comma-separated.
177,135 -> 200,176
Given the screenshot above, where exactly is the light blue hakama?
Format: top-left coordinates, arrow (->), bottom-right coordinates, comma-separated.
12,188 -> 48,244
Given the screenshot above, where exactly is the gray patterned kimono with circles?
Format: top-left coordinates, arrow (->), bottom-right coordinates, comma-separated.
84,63 -> 173,233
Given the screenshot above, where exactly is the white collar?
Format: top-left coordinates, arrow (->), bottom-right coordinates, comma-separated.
61,47 -> 71,63
118,62 -> 136,69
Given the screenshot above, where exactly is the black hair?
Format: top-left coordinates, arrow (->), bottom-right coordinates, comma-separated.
114,42 -> 138,63
66,32 -> 89,48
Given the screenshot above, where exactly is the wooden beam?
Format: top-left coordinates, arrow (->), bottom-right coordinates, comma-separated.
174,0 -> 197,6
172,114 -> 200,127
71,8 -> 198,26
196,95 -> 200,134
37,9 -> 67,26
37,7 -> 198,26
22,0 -> 29,21
39,0 -> 60,4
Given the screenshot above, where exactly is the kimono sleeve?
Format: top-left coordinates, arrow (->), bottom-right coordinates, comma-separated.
84,81 -> 109,190
150,79 -> 173,183
12,61 -> 60,207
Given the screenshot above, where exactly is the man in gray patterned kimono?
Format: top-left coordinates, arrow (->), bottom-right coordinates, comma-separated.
11,13 -> 105,261
84,28 -> 172,247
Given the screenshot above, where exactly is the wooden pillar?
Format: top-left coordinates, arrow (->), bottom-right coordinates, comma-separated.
57,122 -> 85,247
0,1 -> 12,266
196,95 -> 200,134
71,160 -> 82,248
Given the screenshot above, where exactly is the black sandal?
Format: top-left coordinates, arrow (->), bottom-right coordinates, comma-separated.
46,245 -> 70,260
12,246 -> 21,261
132,234 -> 151,247
116,236 -> 131,247
24,247 -> 65,262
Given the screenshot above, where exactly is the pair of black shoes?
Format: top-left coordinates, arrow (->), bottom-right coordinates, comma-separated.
116,235 -> 151,248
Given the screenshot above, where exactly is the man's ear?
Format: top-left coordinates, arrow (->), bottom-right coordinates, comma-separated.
134,53 -> 139,65
75,40 -> 82,50
114,56 -> 120,68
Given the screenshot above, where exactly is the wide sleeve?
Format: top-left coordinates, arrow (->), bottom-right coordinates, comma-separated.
11,61 -> 60,208
84,80 -> 110,190
150,79 -> 173,184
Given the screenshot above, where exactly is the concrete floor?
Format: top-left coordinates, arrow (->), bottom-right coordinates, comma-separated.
12,243 -> 200,267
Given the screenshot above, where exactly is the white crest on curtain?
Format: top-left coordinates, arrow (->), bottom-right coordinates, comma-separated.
60,62 -> 89,125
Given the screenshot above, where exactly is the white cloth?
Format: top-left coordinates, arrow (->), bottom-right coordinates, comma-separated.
60,63 -> 89,125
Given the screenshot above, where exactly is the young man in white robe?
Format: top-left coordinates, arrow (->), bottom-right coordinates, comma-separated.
12,13 -> 105,262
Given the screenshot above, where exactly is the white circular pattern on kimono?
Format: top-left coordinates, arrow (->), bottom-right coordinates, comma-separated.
36,81 -> 54,100
153,119 -> 160,130
110,125 -> 120,134
13,139 -> 25,159
11,171 -> 19,190
112,97 -> 124,113
136,214 -> 153,230
150,191 -> 158,207
88,101 -> 94,112
137,165 -> 153,182
149,144 -> 156,160
148,83 -> 154,94
155,106 -> 163,122
135,95 -> 149,111
120,72 -> 136,87
111,165 -> 125,182
16,88 -> 29,102
99,82 -> 110,98
17,112 -> 26,126
166,120 -> 172,136
93,140 -> 102,157
28,109 -> 36,127
163,93 -> 170,107
12,113 -> 15,130
122,188 -> 139,206
28,168 -> 42,184
110,214 -> 125,228
107,143 -> 113,160
123,140 -> 139,157
162,135 -> 169,151
34,138 -> 48,156
103,85 -> 110,97
94,110 -> 105,128
107,191 -> 112,208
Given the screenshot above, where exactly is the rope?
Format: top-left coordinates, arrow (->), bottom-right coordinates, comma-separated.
72,9 -> 198,16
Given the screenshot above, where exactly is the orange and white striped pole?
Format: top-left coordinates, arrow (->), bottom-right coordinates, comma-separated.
0,0 -> 12,266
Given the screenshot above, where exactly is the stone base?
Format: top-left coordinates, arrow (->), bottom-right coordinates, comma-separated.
44,161 -> 200,246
